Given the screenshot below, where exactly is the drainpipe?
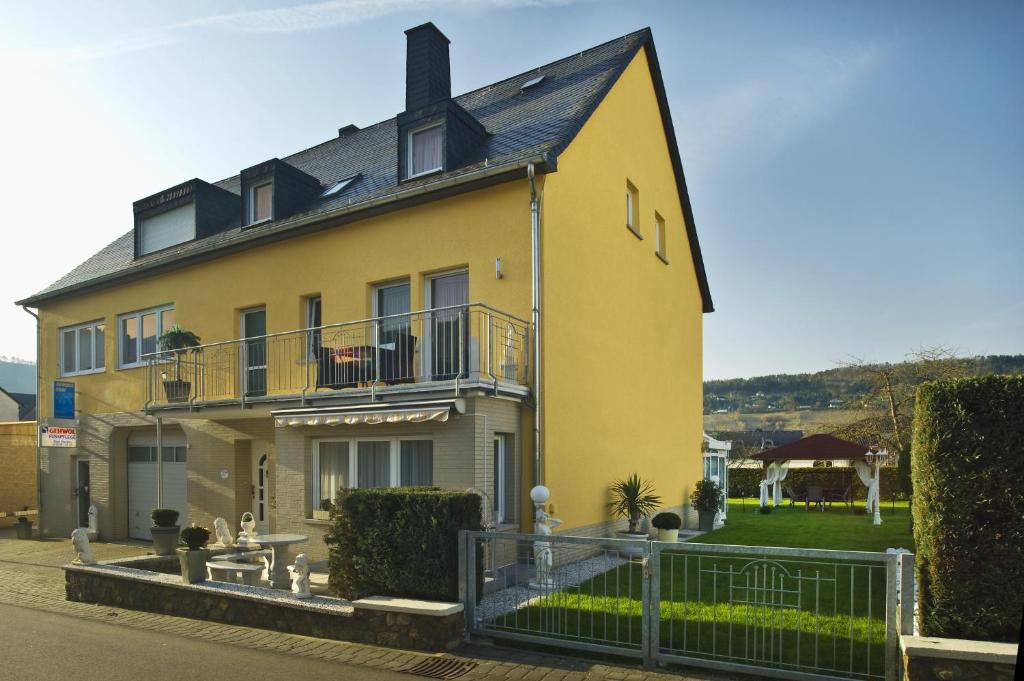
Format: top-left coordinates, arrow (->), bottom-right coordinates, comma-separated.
156,416 -> 164,508
527,163 -> 543,487
21,305 -> 42,529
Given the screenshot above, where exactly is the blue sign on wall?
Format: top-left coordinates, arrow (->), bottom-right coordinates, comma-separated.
53,381 -> 76,420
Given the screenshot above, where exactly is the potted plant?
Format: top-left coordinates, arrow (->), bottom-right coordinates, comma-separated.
158,324 -> 201,403
177,524 -> 211,584
15,516 -> 33,540
609,474 -> 661,556
150,508 -> 180,556
313,498 -> 332,521
692,479 -> 723,531
651,511 -> 682,542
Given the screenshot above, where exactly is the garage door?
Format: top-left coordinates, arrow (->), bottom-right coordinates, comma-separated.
127,433 -> 188,540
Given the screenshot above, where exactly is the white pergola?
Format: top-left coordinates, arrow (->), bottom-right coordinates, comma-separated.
751,433 -> 889,525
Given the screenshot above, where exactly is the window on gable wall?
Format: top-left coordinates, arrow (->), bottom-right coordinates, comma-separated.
655,211 -> 668,263
409,124 -> 443,177
626,180 -> 641,238
60,321 -> 106,376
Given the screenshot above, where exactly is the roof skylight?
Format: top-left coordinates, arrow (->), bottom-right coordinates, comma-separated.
520,75 -> 545,92
320,175 -> 359,198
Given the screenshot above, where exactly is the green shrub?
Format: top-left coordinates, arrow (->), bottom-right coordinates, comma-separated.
758,504 -> 772,515
911,375 -> 1024,642
727,466 -> 903,502
692,479 -> 723,513
324,487 -> 482,602
179,525 -> 210,550
651,511 -> 682,530
150,508 -> 180,528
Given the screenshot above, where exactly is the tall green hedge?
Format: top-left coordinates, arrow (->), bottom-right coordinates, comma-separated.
324,487 -> 481,602
727,466 -> 903,502
911,375 -> 1024,642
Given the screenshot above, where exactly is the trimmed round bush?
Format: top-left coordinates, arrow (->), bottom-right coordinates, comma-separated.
179,525 -> 210,550
651,511 -> 682,530
757,504 -> 773,515
912,375 -> 1024,642
150,508 -> 180,528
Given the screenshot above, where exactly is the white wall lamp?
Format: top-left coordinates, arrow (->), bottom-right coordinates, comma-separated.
495,257 -> 503,279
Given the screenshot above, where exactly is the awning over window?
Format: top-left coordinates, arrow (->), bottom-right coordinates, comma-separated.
271,399 -> 463,428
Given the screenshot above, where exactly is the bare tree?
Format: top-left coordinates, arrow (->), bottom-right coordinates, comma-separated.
831,345 -> 969,496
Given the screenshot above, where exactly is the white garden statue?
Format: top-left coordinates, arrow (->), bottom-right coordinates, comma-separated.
71,528 -> 96,565
86,504 -> 99,541
212,517 -> 234,547
528,485 -> 562,589
288,553 -> 312,599
238,512 -> 257,544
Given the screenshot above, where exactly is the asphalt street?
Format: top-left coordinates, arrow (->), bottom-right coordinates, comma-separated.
0,602 -> 413,681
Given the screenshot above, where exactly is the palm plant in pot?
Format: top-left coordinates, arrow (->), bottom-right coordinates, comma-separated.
609,473 -> 661,556
177,524 -> 211,584
692,478 -> 724,532
158,324 -> 201,403
150,508 -> 180,556
651,511 -> 682,542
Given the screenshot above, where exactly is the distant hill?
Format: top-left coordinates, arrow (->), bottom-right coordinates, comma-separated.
704,354 -> 1024,415
0,358 -> 36,394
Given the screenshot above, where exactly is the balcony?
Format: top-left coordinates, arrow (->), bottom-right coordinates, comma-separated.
144,303 -> 530,411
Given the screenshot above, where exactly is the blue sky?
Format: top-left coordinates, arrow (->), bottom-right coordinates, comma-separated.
1,0 -> 1020,380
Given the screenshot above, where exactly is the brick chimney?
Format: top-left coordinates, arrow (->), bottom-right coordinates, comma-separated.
404,22 -> 451,111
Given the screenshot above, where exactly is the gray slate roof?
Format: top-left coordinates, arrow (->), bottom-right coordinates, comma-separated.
20,28 -> 712,311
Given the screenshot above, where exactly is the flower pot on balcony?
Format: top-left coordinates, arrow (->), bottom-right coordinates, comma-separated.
162,379 -> 191,403
151,525 -> 181,556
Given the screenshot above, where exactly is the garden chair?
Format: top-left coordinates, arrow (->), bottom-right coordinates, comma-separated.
805,485 -> 825,511
784,485 -> 806,507
826,485 -> 852,509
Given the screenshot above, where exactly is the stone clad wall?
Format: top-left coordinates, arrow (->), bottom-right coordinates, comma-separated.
65,566 -> 463,652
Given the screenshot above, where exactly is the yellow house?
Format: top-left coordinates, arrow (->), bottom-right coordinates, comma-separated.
17,24 -> 713,559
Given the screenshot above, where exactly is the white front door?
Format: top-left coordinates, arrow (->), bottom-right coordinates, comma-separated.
252,453 -> 270,534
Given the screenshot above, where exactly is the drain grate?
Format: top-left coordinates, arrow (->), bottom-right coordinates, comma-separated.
399,658 -> 478,680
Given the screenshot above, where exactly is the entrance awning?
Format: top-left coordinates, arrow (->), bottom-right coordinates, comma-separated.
271,398 -> 464,428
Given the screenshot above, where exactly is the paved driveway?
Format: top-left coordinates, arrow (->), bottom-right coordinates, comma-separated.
0,529 -> 734,681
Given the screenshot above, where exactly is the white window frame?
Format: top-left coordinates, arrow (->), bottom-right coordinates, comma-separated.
305,296 -> 322,359
60,320 -> 106,377
407,123 -> 444,179
655,211 -> 668,263
626,180 -> 641,239
249,181 -> 273,225
494,435 -> 507,525
311,437 -> 433,515
117,305 -> 174,369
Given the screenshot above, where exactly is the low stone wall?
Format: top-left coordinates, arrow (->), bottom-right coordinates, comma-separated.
901,635 -> 1018,681
65,563 -> 464,651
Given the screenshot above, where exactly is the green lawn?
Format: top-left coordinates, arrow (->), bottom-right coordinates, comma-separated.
492,500 -> 910,679
694,500 -> 914,553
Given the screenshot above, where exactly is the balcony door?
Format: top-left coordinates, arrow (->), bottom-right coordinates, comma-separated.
375,283 -> 413,384
241,307 -> 267,397
427,271 -> 468,381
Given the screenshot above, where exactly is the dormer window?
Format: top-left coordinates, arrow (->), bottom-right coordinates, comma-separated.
250,182 -> 273,224
408,124 -> 443,178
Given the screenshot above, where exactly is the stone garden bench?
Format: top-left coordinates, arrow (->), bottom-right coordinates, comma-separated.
207,560 -> 266,586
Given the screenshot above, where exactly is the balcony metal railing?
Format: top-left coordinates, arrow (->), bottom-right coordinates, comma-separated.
144,303 -> 530,409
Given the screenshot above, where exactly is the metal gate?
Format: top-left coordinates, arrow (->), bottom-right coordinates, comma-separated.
460,531 -> 914,681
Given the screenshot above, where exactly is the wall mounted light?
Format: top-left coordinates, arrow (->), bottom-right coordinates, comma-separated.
495,257 -> 503,279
